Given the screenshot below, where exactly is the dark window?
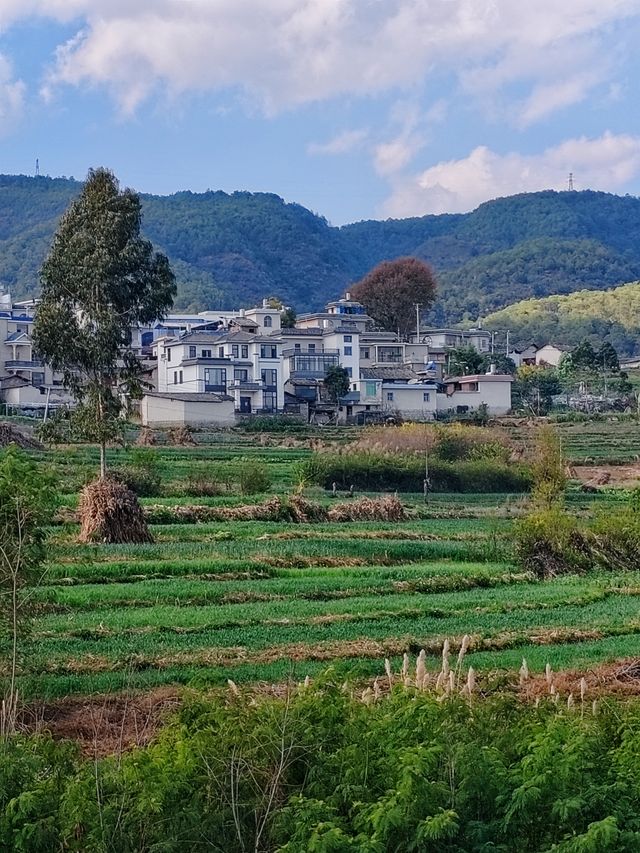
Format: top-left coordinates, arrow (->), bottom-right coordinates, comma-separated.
232,345 -> 239,358
260,345 -> 277,358
234,369 -> 248,382
31,372 -> 45,387
262,391 -> 277,411
386,391 -> 394,402
166,347 -> 171,361
174,372 -> 178,385
294,343 -> 301,351
344,346 -> 352,356
261,368 -> 277,387
241,345 -> 248,359
202,349 -> 212,358
360,347 -> 370,359
219,347 -> 225,358
189,345 -> 196,358
308,343 -> 316,352
264,316 -> 273,328
204,367 -> 226,391
344,335 -> 352,342
179,371 -> 183,384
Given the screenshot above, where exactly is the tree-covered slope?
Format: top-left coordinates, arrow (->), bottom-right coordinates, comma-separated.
483,281 -> 640,356
2,174 -> 640,320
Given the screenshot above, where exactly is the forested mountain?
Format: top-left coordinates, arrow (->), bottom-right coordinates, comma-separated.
483,281 -> 640,356
2,174 -> 640,321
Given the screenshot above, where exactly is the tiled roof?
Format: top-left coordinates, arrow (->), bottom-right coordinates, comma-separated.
144,391 -> 234,402
361,366 -> 419,381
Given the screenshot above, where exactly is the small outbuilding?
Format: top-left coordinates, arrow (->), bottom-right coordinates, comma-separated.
141,391 -> 235,428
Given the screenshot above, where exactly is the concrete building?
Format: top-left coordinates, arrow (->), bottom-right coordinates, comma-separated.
438,374 -> 513,416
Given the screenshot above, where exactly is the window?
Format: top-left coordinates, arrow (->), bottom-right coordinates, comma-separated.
262,391 -> 277,411
166,347 -> 171,361
261,368 -> 277,387
232,344 -> 239,358
264,315 -> 273,328
344,346 -> 352,356
344,335 -> 352,342
241,345 -> 249,359
31,372 -> 45,387
308,343 -> 316,352
202,349 -> 212,358
179,371 -> 184,384
423,392 -> 430,402
234,369 -> 248,383
174,371 -> 178,385
360,347 -> 370,359
17,325 -> 27,334
346,367 -> 352,377
218,347 -> 225,358
365,381 -> 377,397
204,368 -> 226,390
386,391 -> 394,402
260,345 -> 277,358
294,343 -> 301,351
188,345 -> 196,359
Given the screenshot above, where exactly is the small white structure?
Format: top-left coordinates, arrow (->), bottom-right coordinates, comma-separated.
141,392 -> 235,428
535,344 -> 572,367
438,374 -> 513,416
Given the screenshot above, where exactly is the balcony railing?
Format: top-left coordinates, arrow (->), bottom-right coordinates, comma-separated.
229,380 -> 263,390
5,359 -> 43,369
282,347 -> 339,357
204,384 -> 227,393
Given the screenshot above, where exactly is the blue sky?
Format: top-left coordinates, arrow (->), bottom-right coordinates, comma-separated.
1,1 -> 640,225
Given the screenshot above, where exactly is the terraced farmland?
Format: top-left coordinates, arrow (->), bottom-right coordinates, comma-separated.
7,419 -> 640,702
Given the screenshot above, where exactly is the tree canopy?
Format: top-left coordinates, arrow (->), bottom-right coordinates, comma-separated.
351,257 -> 437,338
33,168 -> 176,475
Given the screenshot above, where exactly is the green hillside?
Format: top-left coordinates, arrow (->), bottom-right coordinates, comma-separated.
483,281 -> 640,355
2,174 -> 640,320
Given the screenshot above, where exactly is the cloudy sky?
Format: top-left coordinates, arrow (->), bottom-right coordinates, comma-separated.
1,0 -> 640,223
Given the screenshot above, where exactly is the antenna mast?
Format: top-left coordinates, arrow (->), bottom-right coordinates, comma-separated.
567,172 -> 574,191
35,158 -> 40,177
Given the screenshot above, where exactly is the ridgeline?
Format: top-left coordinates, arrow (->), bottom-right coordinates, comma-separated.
2,174 -> 640,322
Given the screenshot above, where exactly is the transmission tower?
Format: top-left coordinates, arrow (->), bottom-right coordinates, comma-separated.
567,172 -> 574,191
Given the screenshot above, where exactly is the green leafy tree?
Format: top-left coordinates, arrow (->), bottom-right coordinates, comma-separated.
33,168 -> 176,477
447,345 -> 484,376
351,257 -> 437,338
571,339 -> 597,371
0,448 -> 57,733
512,365 -> 561,414
324,365 -> 351,405
596,341 -> 620,372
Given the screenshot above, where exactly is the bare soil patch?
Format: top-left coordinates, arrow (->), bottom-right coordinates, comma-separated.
19,686 -> 181,757
571,464 -> 640,487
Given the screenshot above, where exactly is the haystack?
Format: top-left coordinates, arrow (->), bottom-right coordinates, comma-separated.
0,422 -> 43,450
136,427 -> 157,446
78,477 -> 153,543
328,495 -> 406,522
167,425 -> 196,446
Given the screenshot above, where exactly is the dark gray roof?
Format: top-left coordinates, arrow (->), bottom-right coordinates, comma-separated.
327,325 -> 361,335
279,327 -> 324,336
0,375 -> 30,389
144,391 -> 234,402
169,331 -> 225,345
287,377 -> 319,387
230,317 -> 259,329
361,366 -> 419,381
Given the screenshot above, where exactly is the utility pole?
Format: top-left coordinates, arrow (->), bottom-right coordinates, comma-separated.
415,303 -> 421,342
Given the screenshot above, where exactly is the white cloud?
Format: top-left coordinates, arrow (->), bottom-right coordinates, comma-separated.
381,132 -> 640,217
307,128 -> 368,156
0,0 -> 636,116
0,52 -> 24,135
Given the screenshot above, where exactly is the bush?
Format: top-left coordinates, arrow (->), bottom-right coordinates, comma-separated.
237,459 -> 272,495
302,452 -> 531,493
185,473 -> 225,496
110,465 -> 162,497
514,507 -> 587,578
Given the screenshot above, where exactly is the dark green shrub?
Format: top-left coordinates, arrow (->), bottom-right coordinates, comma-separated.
301,452 -> 531,493
237,459 -> 272,495
110,465 -> 161,497
514,508 -> 587,578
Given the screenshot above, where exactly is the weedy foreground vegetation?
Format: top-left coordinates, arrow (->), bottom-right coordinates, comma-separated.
2,417 -> 640,850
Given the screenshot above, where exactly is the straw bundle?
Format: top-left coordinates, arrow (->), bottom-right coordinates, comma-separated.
78,477 -> 153,543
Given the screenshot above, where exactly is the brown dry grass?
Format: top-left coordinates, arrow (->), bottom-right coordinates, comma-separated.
78,477 -> 153,544
0,422 -> 43,449
328,495 -> 406,522
167,425 -> 196,446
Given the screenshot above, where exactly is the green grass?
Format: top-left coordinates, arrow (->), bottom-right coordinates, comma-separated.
9,421 -> 640,699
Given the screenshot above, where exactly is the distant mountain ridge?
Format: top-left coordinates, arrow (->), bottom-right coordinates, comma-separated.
483,281 -> 640,357
2,174 -> 640,323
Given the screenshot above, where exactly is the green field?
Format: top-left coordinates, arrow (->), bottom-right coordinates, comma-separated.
4,418 -> 639,701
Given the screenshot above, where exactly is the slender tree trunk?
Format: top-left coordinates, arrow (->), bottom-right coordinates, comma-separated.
100,441 -> 107,479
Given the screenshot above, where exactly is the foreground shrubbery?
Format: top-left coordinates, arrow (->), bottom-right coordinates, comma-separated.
3,684 -> 640,851
302,451 -> 532,493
